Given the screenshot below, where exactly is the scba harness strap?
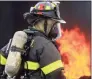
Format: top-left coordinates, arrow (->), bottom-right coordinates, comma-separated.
22,29 -> 40,70
21,29 -> 45,79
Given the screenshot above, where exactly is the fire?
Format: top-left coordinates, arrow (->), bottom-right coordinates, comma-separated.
56,26 -> 90,79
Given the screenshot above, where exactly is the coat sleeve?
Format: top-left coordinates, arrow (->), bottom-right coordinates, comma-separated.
38,41 -> 65,79
0,44 -> 8,75
0,44 -> 8,65
0,39 -> 12,66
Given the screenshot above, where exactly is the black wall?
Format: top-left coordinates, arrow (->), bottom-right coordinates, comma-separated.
0,1 -> 91,48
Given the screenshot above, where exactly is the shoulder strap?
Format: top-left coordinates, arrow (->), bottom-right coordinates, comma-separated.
23,28 -> 48,39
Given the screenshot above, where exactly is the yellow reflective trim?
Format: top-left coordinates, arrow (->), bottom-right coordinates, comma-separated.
34,5 -> 36,9
38,6 -> 40,9
45,6 -> 51,10
51,3 -> 56,7
0,54 -> 6,65
24,61 -> 40,70
41,60 -> 64,75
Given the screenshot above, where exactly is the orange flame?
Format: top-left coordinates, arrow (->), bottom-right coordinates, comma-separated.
56,26 -> 91,79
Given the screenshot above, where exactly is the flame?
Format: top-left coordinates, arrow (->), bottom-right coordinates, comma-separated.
56,26 -> 91,79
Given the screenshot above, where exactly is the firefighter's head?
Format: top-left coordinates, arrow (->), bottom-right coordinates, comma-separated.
23,1 -> 66,40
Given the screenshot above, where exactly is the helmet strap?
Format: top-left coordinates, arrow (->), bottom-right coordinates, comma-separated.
44,19 -> 48,34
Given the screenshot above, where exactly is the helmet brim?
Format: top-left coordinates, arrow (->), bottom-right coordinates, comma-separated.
24,12 -> 66,24
52,18 -> 66,24
29,10 -> 67,24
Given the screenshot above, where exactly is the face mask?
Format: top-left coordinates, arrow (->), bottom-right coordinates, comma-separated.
48,22 -> 62,40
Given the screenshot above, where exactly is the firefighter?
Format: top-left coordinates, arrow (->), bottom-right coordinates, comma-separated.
0,1 -> 66,79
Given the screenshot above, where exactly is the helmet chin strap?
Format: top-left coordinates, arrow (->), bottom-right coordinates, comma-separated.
44,18 -> 48,35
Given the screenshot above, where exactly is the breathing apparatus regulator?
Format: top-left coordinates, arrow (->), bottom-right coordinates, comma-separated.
23,1 -> 66,40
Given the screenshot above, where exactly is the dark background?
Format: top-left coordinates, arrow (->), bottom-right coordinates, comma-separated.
0,1 -> 91,48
